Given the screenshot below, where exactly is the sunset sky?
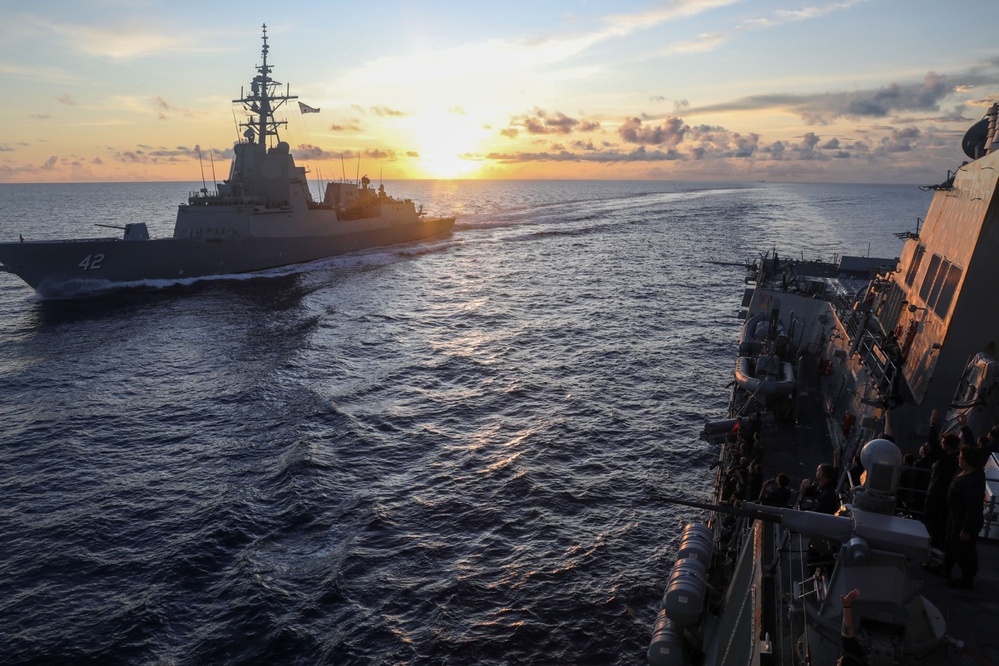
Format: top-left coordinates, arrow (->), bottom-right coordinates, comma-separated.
3,0 -> 999,183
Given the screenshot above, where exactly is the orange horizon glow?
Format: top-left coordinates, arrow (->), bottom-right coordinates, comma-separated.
3,6 -> 998,186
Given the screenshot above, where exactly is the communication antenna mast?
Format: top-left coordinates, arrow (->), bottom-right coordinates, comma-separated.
198,147 -> 207,193
233,23 -> 298,148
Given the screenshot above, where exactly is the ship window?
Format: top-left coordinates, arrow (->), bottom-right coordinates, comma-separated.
918,254 -> 942,303
879,281 -> 906,335
926,259 -> 948,308
904,244 -> 925,287
931,262 -> 962,319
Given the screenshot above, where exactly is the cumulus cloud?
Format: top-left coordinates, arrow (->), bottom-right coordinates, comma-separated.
879,126 -> 921,153
844,72 -> 949,116
506,108 -> 602,136
618,116 -> 687,146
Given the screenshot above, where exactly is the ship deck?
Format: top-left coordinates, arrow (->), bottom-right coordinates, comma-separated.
723,354 -> 999,665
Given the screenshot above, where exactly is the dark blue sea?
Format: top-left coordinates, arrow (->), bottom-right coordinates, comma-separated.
0,179 -> 931,664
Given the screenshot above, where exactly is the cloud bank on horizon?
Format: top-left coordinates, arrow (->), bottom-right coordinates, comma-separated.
1,0 -> 998,183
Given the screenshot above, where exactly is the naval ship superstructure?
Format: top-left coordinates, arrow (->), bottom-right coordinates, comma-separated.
0,25 -> 455,298
648,106 -> 999,665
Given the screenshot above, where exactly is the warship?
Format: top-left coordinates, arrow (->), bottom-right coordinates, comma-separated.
0,25 -> 455,298
648,106 -> 999,664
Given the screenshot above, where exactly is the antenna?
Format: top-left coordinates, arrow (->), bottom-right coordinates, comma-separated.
198,147 -> 207,193
356,150 -> 360,183
209,147 -> 217,188
340,152 -> 346,182
232,106 -> 241,142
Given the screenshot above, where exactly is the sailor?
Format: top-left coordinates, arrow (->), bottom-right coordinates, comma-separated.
837,588 -> 868,665
980,426 -> 999,455
802,463 -> 840,514
922,410 -> 961,549
759,472 -> 792,507
942,445 -> 988,589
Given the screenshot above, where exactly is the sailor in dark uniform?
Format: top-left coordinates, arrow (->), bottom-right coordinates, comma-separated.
942,445 -> 988,589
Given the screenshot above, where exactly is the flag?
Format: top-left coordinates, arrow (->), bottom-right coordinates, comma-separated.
298,102 -> 320,114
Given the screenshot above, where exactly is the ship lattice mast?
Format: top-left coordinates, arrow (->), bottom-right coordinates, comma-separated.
234,23 -> 298,148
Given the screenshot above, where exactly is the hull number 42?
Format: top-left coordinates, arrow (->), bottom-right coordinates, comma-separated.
79,254 -> 105,270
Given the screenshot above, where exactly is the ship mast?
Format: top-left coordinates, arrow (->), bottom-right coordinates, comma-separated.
234,24 -> 298,148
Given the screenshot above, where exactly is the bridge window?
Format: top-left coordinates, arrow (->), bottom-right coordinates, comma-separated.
918,253 -> 962,321
904,244 -> 925,287
918,253 -> 941,302
931,262 -> 962,319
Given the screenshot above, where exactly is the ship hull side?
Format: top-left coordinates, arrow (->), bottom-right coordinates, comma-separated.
0,217 -> 454,297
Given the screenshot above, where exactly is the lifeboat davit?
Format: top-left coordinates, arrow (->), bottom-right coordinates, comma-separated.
738,312 -> 787,355
734,354 -> 795,396
738,312 -> 769,355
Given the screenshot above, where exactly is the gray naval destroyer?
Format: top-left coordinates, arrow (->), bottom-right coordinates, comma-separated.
0,25 -> 455,298
648,105 -> 999,665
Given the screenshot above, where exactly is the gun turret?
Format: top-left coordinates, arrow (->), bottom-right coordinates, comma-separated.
655,495 -> 930,562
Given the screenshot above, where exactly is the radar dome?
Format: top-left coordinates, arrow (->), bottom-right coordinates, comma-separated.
860,438 -> 903,497
860,438 -> 902,470
962,117 -> 990,160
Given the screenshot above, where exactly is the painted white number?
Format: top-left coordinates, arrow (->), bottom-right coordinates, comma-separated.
78,253 -> 105,270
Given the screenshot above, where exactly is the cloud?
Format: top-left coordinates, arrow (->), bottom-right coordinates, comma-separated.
56,94 -> 75,106
370,105 -> 406,117
106,144 -> 231,165
878,126 -> 922,153
0,61 -> 74,85
508,108 -> 579,135
49,22 -> 223,60
618,117 -> 687,146
659,32 -> 731,56
483,145 -> 684,164
475,106 -> 943,170
334,0 -> 740,110
329,123 -> 363,133
653,0 -> 867,59
741,0 -> 870,29
685,72 -> 962,123
507,108 -> 602,136
843,72 -> 950,116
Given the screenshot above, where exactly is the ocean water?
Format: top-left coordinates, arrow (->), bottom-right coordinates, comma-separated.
0,179 -> 931,664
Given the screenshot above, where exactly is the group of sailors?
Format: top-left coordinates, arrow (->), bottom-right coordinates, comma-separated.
914,410 -> 994,590
720,408 -> 995,591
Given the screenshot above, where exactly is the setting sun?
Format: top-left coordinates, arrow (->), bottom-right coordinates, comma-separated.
407,112 -> 485,179
1,5 -> 994,184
